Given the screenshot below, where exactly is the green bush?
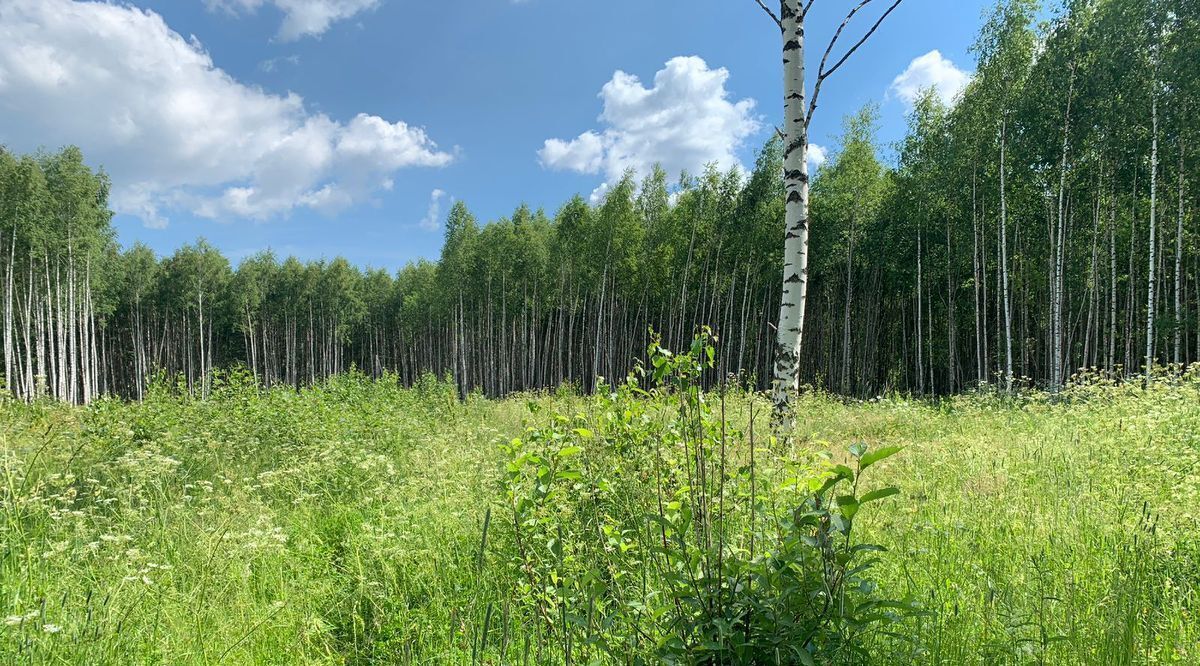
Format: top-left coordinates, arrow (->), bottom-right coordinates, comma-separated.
1,341 -> 1195,664
496,330 -> 913,664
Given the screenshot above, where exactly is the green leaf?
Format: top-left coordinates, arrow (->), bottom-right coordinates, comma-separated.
849,442 -> 868,459
816,476 -> 842,496
836,494 -> 860,519
860,487 -> 900,504
557,446 -> 583,458
832,464 -> 855,482
860,445 -> 903,470
572,428 -> 594,439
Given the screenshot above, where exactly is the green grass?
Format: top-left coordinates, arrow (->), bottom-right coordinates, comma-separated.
1,369 -> 1196,664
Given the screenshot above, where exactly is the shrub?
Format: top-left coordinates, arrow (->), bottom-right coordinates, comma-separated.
496,330 -> 912,664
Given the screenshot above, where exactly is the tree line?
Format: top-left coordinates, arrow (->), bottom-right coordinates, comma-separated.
0,0 -> 1195,404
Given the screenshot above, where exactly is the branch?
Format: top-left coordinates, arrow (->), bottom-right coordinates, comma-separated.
824,0 -> 904,79
803,0 -> 817,20
806,0 -> 904,130
807,0 -> 876,127
752,0 -> 782,29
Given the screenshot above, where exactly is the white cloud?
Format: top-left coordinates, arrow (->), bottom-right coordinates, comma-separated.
539,56 -> 760,186
0,0 -> 451,226
541,132 -> 605,175
205,0 -> 380,41
259,54 -> 300,72
808,143 -> 828,168
588,182 -> 610,205
888,50 -> 972,107
419,188 -> 446,231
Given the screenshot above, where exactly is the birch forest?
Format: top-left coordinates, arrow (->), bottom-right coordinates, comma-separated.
1,0 -> 1197,404
5,1 -> 1200,663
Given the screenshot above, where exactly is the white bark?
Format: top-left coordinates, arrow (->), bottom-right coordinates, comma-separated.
841,211 -> 855,394
973,169 -> 984,384
916,218 -> 924,394
771,0 -> 810,424
1145,90 -> 1159,382
1052,66 -> 1075,390
1000,116 -> 1014,393
1084,189 -> 1101,369
1109,184 -> 1117,374
1174,140 -> 1185,368
3,233 -> 12,397
760,0 -> 901,420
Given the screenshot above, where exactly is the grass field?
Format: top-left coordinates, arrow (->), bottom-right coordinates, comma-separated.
1,363 -> 1197,664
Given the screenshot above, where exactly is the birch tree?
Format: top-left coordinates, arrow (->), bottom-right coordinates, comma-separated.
751,0 -> 904,427
0,0 -> 1195,403
971,0 -> 1036,392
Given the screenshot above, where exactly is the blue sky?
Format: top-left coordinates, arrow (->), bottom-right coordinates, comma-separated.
0,0 -> 991,271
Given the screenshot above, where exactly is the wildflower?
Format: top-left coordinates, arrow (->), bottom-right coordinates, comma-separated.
42,624 -> 62,634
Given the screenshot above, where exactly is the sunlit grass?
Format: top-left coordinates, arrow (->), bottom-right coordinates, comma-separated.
1,370 -> 1195,663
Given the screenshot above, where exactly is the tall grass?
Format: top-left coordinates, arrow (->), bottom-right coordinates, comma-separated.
0,364 -> 1196,663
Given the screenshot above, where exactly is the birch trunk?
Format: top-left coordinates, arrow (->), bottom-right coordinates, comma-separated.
1174,140 -> 1185,368
1052,68 -> 1074,390
1145,90 -> 1159,382
946,217 -> 957,392
771,0 -> 810,424
973,169 -> 984,385
1109,180 -> 1118,375
3,234 -> 12,397
999,116 -> 1014,392
840,215 -> 854,394
916,218 -> 924,394
1084,189 -> 1100,370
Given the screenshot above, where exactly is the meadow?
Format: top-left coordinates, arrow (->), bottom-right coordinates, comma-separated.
2,348 -> 1197,664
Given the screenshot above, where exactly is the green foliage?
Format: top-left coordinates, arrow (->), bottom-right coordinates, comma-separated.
1,353 -> 1198,663
496,331 -> 915,664
3,1 -> 1200,404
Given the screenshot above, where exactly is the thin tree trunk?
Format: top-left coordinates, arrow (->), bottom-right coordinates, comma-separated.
916,217 -> 924,395
1145,89 -> 1159,382
1000,116 -> 1015,393
771,0 -> 811,425
1109,176 -> 1118,375
1174,138 -> 1185,368
1052,64 -> 1075,391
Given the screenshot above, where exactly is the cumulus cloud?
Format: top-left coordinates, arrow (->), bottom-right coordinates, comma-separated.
540,132 -> 605,175
419,189 -> 447,231
0,0 -> 451,227
587,182 -> 611,205
539,56 -> 760,187
205,0 -> 380,41
888,50 -> 972,107
808,143 -> 828,168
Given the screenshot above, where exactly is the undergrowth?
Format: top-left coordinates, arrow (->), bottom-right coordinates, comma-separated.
0,341 -> 1196,664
